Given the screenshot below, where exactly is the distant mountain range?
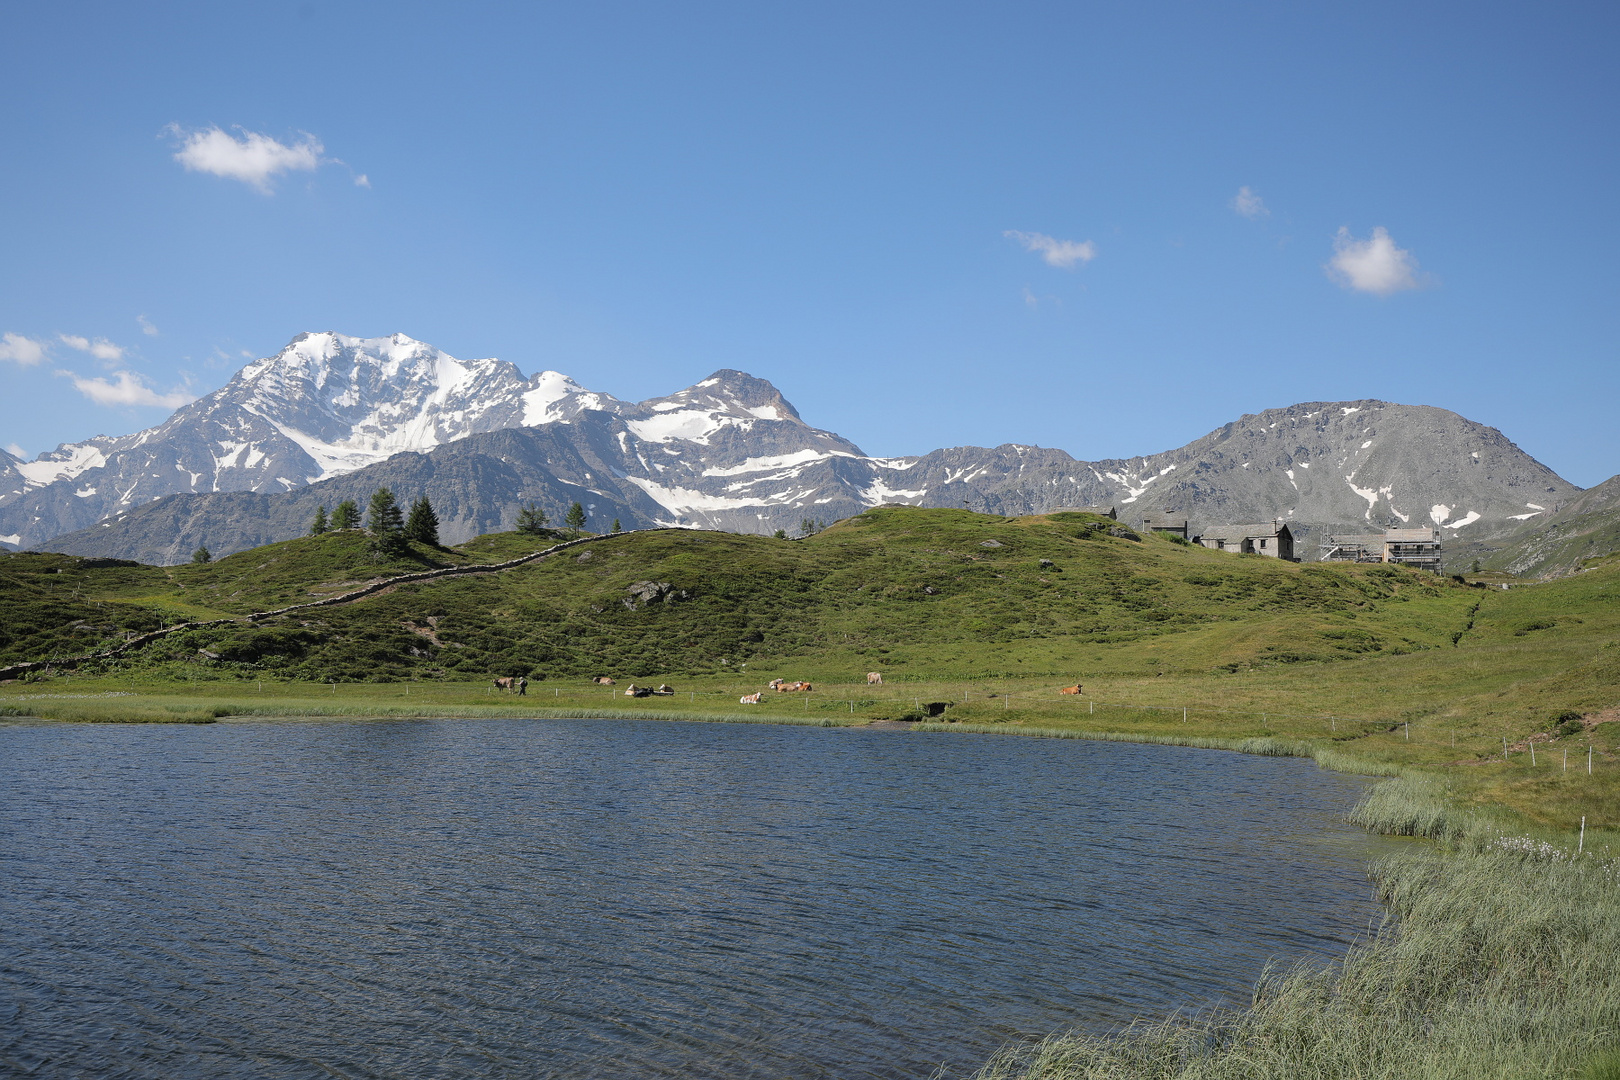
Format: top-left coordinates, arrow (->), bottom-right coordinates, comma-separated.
4,331 -> 1597,566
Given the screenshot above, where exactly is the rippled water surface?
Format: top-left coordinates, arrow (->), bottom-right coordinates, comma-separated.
1,718 -> 1390,1079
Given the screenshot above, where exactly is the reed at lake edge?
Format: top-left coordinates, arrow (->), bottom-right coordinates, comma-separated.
968,772 -> 1620,1080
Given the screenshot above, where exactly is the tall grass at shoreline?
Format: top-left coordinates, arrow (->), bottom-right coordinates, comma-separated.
913,722 -> 1407,777
967,775 -> 1620,1080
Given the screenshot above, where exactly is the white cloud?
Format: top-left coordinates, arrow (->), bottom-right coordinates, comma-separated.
0,332 -> 47,366
4,443 -> 25,460
1232,186 -> 1268,219
60,369 -> 194,409
1326,226 -> 1423,295
137,314 -> 159,336
59,334 -> 125,362
1005,230 -> 1096,269
354,173 -> 371,189
167,125 -> 323,193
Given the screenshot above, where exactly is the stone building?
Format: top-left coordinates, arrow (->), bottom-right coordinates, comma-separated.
1319,527 -> 1442,572
1140,515 -> 1189,538
1194,521 -> 1296,560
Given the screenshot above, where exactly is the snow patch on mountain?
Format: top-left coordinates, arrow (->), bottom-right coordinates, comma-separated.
628,410 -> 737,444
861,478 -> 928,503
16,443 -> 110,488
703,450 -> 839,477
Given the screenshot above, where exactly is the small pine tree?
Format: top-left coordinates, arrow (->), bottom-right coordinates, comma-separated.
611,518 -> 622,533
330,499 -> 360,530
515,502 -> 549,535
366,488 -> 407,556
367,487 -> 405,536
798,517 -> 823,538
565,501 -> 587,530
773,528 -> 787,539
310,505 -> 329,535
191,546 -> 212,564
405,496 -> 440,546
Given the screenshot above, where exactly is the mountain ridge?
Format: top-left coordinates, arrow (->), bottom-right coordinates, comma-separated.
4,331 -> 1586,561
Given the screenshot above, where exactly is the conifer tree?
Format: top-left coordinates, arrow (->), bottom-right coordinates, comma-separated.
405,496 -> 440,546
310,505 -> 329,535
367,487 -> 405,537
565,501 -> 587,530
515,502 -> 549,535
367,488 -> 408,556
191,546 -> 212,564
330,500 -> 360,530
611,518 -> 621,533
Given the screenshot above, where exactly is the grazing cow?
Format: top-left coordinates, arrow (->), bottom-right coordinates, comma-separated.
593,676 -> 616,685
866,672 -> 883,685
1059,685 -> 1083,695
492,677 -> 515,691
740,692 -> 763,704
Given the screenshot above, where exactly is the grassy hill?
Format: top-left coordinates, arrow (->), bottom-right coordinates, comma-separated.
3,508 -> 1481,681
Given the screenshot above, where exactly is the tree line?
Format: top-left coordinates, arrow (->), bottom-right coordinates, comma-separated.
308,489 -> 612,555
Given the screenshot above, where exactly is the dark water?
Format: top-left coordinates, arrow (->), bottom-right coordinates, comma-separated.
0,718 -> 1389,1079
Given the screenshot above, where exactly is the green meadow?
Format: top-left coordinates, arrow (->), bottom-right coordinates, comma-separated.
4,506 -> 1619,1077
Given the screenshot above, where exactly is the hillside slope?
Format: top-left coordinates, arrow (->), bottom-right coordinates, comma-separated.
5,509 -> 1480,682
1471,473 -> 1620,578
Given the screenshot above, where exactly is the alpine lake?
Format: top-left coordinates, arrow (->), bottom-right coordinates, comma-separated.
1,716 -> 1397,1079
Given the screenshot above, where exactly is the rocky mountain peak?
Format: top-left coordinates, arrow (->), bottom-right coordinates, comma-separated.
633,370 -> 801,423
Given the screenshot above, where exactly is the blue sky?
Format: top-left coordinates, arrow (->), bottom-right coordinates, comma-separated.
2,2 -> 1616,484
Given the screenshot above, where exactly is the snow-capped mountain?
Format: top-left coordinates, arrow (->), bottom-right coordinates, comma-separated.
6,331 -> 1584,561
0,333 -> 617,547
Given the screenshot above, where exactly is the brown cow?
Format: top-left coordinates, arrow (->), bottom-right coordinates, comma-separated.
739,692 -> 763,704
1059,685 -> 1083,695
593,676 -> 616,685
866,672 -> 883,685
492,677 -> 515,691
653,684 -> 675,695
